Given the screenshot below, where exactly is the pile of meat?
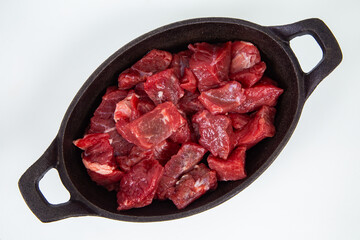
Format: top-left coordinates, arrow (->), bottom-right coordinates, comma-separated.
73,41 -> 283,210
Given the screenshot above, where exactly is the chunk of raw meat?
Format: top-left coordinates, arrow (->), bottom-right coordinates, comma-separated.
170,50 -> 192,78
192,110 -> 234,159
232,77 -> 283,113
88,116 -> 133,156
115,145 -> 153,172
116,102 -> 187,149
132,49 -> 173,75
207,146 -> 247,181
164,143 -> 207,179
177,90 -> 205,114
169,120 -> 191,143
137,99 -> 155,115
228,113 -> 251,130
169,164 -> 217,209
73,133 -> 123,191
117,158 -> 164,210
152,140 -> 181,166
189,41 -> 231,91
198,81 -> 245,114
118,49 -> 173,89
93,86 -> 128,119
144,68 -> 184,105
180,68 -> 197,93
230,61 -> 266,88
230,41 -> 261,74
235,105 -> 276,149
118,68 -> 144,90
156,143 -> 207,200
113,90 -> 141,123
155,175 -> 177,200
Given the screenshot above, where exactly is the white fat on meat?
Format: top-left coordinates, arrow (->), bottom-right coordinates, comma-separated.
82,159 -> 116,175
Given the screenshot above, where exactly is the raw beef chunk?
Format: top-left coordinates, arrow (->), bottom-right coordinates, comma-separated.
118,49 -> 173,89
118,68 -> 144,90
156,143 -> 207,200
144,68 -> 184,105
198,81 -> 245,114
228,113 -> 251,130
207,146 -> 247,181
117,158 -> 164,210
88,116 -> 133,157
180,68 -> 197,93
113,90 -> 141,122
169,119 -> 191,143
73,133 -> 123,191
169,164 -> 217,209
137,99 -> 155,115
235,105 -> 276,149
232,77 -> 283,113
189,41 -> 231,91
93,87 -> 128,119
163,143 -> 207,179
230,61 -> 266,88
170,50 -> 192,78
192,110 -> 234,159
132,49 -> 173,75
177,90 -> 205,114
116,102 -> 187,149
115,145 -> 153,172
230,41 -> 261,74
152,140 -> 181,166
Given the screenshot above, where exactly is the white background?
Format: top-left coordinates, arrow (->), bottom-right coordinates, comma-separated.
1,0 -> 359,239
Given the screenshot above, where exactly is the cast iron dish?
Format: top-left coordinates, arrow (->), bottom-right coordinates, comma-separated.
19,17 -> 342,222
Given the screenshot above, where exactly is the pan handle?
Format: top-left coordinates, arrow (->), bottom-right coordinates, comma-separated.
269,18 -> 342,100
18,138 -> 94,222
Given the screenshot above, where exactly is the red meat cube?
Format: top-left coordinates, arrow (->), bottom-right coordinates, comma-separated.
232,77 -> 284,113
137,99 -> 155,115
113,90 -> 141,123
170,50 -> 192,78
118,68 -> 144,90
189,41 -> 231,92
180,68 -> 197,93
192,110 -> 234,159
152,140 -> 181,166
156,175 -> 177,200
117,158 -> 164,210
169,164 -> 217,209
177,90 -> 205,114
73,133 -> 123,191
118,49 -> 173,90
230,61 -> 267,88
88,116 -> 133,157
169,120 -> 191,143
132,49 -> 173,75
115,145 -> 153,172
198,81 -> 245,115
164,143 -> 207,179
144,68 -> 184,105
235,105 -> 276,149
156,143 -> 207,200
230,41 -> 261,74
116,102 -> 187,149
228,113 -> 251,130
207,146 -> 247,181
93,86 -> 128,119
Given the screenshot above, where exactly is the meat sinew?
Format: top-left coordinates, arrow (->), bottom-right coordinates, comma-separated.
73,40 -> 283,211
